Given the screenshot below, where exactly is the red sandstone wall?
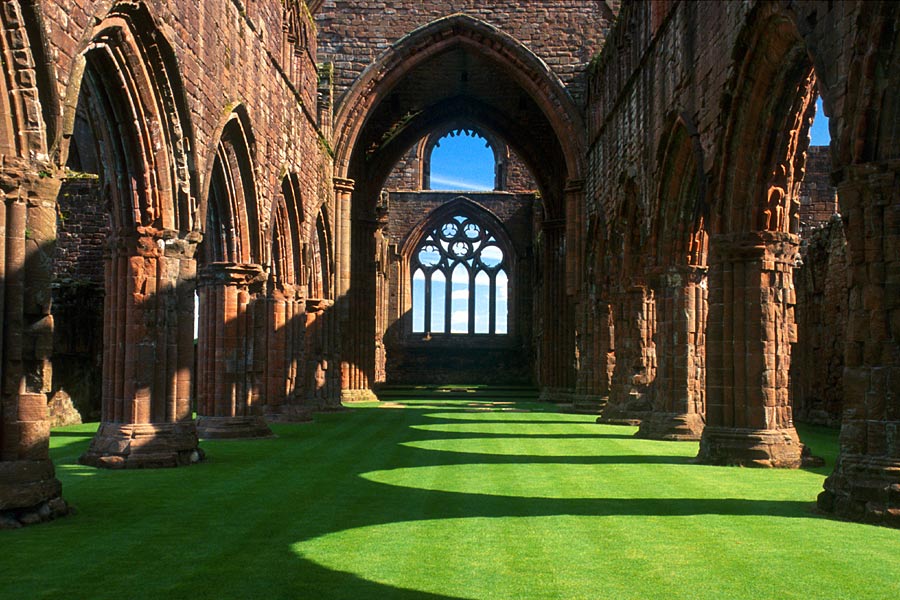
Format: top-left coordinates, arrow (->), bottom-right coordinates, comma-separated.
40,0 -> 328,235
792,217 -> 848,426
799,146 -> 839,236
316,0 -> 617,108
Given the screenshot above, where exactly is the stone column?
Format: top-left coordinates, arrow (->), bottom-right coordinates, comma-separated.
599,282 -> 656,424
538,220 -> 576,402
195,262 -> 274,439
573,297 -> 614,413
263,283 -> 314,422
697,231 -> 802,467
0,163 -> 70,525
305,298 -> 342,409
636,265 -> 707,440
565,179 -> 585,296
81,228 -> 203,468
342,216 -> 379,402
818,161 -> 900,526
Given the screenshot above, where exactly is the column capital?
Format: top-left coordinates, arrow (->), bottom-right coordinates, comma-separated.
710,230 -> 799,266
333,177 -> 355,193
198,261 -> 267,289
565,178 -> 585,193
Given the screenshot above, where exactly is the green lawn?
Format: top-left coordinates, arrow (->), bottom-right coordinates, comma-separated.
3,397 -> 898,600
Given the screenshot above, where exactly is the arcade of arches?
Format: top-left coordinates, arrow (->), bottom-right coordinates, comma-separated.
0,0 -> 897,528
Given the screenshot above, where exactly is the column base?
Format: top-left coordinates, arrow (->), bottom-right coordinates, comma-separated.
196,416 -> 275,440
696,425 -> 803,468
570,394 -> 608,414
342,389 -> 379,403
539,388 -> 576,404
597,389 -> 652,425
264,405 -> 314,423
818,454 -> 900,528
635,412 -> 705,441
80,422 -> 204,468
0,460 -> 71,528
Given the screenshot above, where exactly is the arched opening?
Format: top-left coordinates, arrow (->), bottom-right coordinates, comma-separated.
427,129 -> 496,191
635,116 -> 708,441
332,14 -> 584,397
194,107 -> 273,440
66,4 -> 200,469
700,5 -> 820,468
408,209 -> 510,336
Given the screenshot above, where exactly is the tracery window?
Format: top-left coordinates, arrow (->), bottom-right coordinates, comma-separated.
411,212 -> 509,335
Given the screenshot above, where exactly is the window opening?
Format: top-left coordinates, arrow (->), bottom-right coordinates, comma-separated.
410,211 -> 509,335
429,130 -> 495,191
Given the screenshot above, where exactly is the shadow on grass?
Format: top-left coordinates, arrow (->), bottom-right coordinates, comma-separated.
30,396 -> 839,600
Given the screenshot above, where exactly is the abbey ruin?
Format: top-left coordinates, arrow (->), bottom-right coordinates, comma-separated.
0,0 -> 898,528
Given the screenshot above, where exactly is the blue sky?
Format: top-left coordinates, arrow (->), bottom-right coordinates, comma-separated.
430,131 -> 495,191
810,97 -> 830,146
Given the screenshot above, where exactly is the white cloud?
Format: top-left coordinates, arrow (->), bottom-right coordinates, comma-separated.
430,175 -> 491,191
451,289 -> 469,300
451,310 -> 468,325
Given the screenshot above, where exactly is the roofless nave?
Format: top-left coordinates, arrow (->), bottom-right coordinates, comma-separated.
0,0 -> 897,528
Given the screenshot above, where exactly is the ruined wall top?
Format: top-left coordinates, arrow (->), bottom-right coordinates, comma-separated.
316,0 -> 619,109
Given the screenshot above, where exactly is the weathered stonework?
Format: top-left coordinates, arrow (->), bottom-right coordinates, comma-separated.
0,0 -> 897,530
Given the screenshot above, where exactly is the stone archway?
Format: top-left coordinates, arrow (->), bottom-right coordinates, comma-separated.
67,3 -> 201,469
331,13 -> 586,401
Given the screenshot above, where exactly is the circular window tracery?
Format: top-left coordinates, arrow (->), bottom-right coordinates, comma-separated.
411,210 -> 510,335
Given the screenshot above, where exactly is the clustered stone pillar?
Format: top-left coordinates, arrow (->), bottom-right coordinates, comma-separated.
818,162 -> 900,526
0,163 -> 70,525
698,231 -> 802,467
262,283 -> 314,422
599,282 -> 656,424
637,265 -> 707,440
195,263 -> 274,439
304,298 -> 342,410
81,228 -> 202,468
538,220 -> 576,401
574,297 -> 614,411
334,177 -> 376,402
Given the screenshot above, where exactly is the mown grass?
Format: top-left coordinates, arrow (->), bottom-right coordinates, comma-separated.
2,398 -> 898,600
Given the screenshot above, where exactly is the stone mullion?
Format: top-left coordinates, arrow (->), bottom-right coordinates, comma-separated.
697,231 -> 802,467
468,268 -> 476,334
818,161 -> 900,526
423,270 -> 432,333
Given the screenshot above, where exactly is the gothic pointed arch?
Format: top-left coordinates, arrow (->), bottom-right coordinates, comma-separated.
270,173 -> 305,289
715,4 -> 816,236
333,13 -> 585,212
70,2 -> 202,468
61,1 -> 196,233
637,113 -> 709,441
651,113 -> 707,269
307,203 -> 333,301
699,3 -> 814,468
201,105 -> 262,265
